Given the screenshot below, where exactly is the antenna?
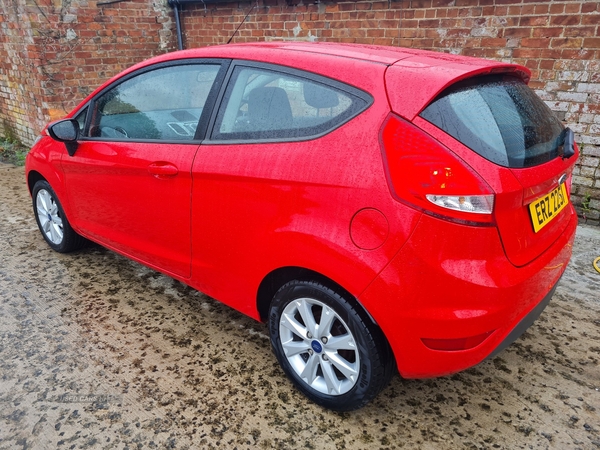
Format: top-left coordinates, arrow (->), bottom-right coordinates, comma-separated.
227,0 -> 258,44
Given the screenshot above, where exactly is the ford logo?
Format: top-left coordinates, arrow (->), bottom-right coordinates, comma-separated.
311,340 -> 323,354
558,173 -> 567,185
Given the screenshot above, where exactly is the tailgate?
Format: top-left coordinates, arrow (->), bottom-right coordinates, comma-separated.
495,156 -> 576,267
415,71 -> 579,267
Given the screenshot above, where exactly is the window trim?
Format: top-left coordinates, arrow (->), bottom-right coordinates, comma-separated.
205,60 -> 373,145
78,59 -> 231,145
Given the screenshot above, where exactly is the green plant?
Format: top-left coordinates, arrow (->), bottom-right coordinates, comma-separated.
0,136 -> 28,166
1,119 -> 20,145
582,193 -> 591,212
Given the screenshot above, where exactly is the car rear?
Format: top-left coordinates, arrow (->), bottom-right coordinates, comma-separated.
359,53 -> 578,378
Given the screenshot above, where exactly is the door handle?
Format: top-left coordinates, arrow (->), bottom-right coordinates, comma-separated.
148,162 -> 178,178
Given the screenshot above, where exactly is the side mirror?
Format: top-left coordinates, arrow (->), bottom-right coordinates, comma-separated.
48,119 -> 79,156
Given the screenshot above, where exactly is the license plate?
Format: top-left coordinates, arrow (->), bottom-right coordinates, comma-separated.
528,183 -> 569,233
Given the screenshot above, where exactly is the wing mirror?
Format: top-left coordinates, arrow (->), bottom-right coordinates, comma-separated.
48,119 -> 79,156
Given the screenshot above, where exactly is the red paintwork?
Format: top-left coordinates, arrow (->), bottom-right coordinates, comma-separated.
25,42 -> 578,379
60,140 -> 195,277
349,208 -> 389,250
385,58 -> 530,122
359,211 -> 577,378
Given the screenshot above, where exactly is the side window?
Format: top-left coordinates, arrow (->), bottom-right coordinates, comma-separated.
87,64 -> 220,141
212,66 -> 370,141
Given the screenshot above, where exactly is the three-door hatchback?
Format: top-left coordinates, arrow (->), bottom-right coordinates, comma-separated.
26,42 -> 579,411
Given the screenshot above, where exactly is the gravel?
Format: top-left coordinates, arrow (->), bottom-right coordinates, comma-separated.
1,163 -> 599,449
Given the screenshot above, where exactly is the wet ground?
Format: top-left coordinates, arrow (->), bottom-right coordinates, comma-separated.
0,163 -> 599,449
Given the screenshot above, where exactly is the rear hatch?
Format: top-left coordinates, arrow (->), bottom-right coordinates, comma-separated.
383,55 -> 577,267
417,74 -> 577,267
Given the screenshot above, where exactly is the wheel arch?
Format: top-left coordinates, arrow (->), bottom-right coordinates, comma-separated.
256,266 -> 380,329
27,170 -> 47,195
26,166 -> 72,225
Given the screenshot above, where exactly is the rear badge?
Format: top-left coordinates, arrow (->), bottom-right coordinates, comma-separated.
558,173 -> 567,185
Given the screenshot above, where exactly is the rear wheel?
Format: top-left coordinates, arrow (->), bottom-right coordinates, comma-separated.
32,180 -> 86,253
268,280 -> 394,411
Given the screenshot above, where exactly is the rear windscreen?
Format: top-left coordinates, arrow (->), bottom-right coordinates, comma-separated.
420,75 -> 565,168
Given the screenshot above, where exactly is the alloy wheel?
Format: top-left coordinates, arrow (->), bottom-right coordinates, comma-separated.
36,188 -> 64,245
279,297 -> 360,396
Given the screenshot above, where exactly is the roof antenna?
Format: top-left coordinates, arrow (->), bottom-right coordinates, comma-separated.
227,0 -> 258,44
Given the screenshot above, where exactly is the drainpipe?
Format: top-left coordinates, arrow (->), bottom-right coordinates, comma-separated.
173,3 -> 184,50
169,0 -> 215,51
168,0 -> 185,50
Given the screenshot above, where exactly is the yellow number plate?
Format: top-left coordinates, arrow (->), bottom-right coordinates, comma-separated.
528,183 -> 569,233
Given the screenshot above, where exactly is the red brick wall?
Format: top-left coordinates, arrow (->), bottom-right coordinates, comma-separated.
0,0 -> 176,144
0,1 -> 46,144
1,0 -> 599,222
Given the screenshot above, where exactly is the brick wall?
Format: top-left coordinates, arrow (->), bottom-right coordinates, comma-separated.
180,0 -> 600,224
1,0 -> 599,223
0,1 -> 45,145
0,0 -> 175,146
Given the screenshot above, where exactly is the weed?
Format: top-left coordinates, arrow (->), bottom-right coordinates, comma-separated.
581,193 -> 591,212
0,136 -> 28,166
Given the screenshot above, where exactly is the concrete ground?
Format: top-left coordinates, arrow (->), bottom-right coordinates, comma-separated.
0,163 -> 599,450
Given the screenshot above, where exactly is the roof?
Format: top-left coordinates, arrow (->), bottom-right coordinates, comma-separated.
75,42 -> 531,122
146,41 -> 520,69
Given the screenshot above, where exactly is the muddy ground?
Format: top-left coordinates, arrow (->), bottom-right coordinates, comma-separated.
0,163 -> 599,449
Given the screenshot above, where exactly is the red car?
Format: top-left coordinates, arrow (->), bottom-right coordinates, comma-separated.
25,42 -> 578,411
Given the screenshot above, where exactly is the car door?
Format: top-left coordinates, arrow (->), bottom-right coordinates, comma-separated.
61,61 -> 225,278
189,63 -> 374,314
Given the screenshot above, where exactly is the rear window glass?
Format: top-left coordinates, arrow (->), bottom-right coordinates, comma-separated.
420,75 -> 565,168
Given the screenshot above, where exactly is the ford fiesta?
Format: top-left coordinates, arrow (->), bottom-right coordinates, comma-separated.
25,42 -> 578,411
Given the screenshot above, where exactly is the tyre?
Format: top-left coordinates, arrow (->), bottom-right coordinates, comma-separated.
269,280 -> 395,411
32,180 -> 86,253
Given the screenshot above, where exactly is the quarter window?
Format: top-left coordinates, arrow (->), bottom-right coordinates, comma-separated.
74,107 -> 88,133
87,64 -> 220,141
212,66 -> 370,141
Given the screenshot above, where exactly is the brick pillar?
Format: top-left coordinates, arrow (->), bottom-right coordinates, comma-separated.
0,0 -> 177,147
0,1 -> 47,145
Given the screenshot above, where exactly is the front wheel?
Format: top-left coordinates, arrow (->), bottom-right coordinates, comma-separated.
269,280 -> 395,411
32,180 -> 86,253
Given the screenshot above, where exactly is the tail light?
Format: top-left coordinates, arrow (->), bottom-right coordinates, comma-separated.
379,114 -> 495,225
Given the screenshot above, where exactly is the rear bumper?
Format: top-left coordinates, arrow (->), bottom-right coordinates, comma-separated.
486,278 -> 557,360
358,209 -> 577,379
